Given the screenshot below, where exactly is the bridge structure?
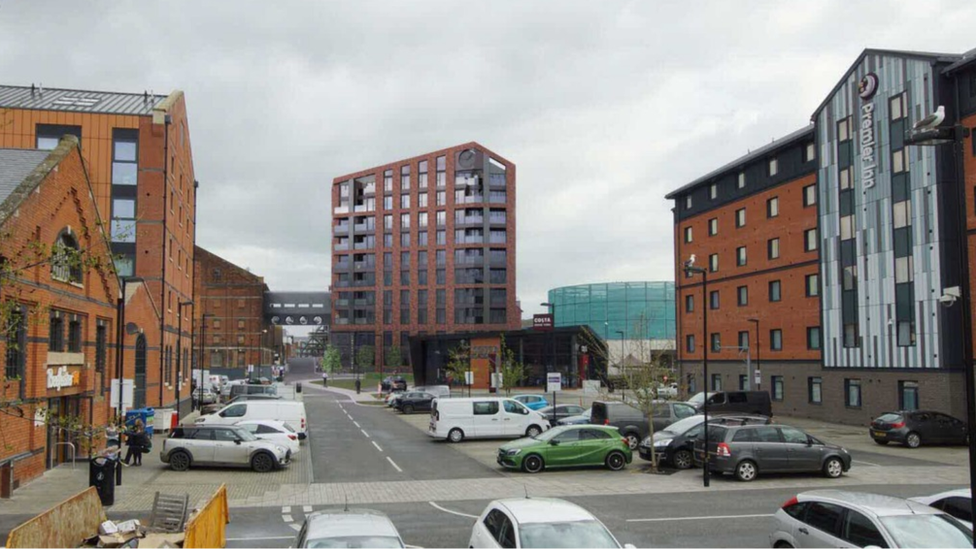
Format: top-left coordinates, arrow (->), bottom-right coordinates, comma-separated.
264,291 -> 331,357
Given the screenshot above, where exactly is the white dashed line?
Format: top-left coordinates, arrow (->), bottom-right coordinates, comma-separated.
281,506 -> 291,514
353,421 -> 361,428
627,513 -> 773,523
303,505 -> 312,513
283,514 -> 294,523
429,501 -> 478,518
372,441 -> 383,452
386,456 -> 403,472
853,460 -> 881,467
361,429 -> 370,438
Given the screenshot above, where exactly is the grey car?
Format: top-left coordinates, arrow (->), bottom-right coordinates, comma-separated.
295,509 -> 406,548
696,424 -> 851,481
591,400 -> 697,449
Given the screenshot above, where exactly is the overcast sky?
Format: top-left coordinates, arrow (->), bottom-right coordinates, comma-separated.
2,1 -> 975,319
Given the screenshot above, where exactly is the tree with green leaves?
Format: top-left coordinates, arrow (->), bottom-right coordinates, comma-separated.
498,334 -> 526,395
355,345 -> 375,374
385,345 -> 403,372
445,340 -> 470,386
321,344 -> 342,375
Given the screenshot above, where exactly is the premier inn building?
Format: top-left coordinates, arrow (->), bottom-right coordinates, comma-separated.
669,48 -> 976,424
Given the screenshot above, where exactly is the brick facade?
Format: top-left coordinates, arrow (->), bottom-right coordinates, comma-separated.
331,142 -> 519,371
192,247 -> 273,371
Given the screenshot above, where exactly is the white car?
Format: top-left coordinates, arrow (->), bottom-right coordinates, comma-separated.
236,419 -> 301,455
770,490 -> 972,548
469,497 -> 631,548
910,489 -> 972,529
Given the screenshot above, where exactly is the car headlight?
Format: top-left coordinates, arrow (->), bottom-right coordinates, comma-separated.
653,440 -> 671,447
275,446 -> 286,454
505,449 -> 521,456
641,437 -> 651,446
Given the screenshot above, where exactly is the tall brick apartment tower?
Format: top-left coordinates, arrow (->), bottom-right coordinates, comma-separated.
331,143 -> 519,370
0,85 -> 197,411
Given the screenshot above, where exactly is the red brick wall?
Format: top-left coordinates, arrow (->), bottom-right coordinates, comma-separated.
0,140 -> 121,489
675,173 -> 821,363
331,142 -> 518,370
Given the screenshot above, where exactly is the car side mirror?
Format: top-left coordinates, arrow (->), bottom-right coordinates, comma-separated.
218,411 -> 227,418
234,439 -> 242,445
550,439 -> 560,446
806,437 -> 814,446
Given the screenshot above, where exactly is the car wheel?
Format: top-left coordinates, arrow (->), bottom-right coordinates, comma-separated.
403,405 -> 414,414
906,432 -> 922,448
522,454 -> 544,474
251,452 -> 276,473
605,451 -> 627,471
448,428 -> 465,443
526,425 -> 542,438
624,433 -> 640,450
673,449 -> 693,470
823,456 -> 844,478
773,542 -> 794,548
734,460 -> 758,482
873,439 -> 889,446
169,450 -> 191,472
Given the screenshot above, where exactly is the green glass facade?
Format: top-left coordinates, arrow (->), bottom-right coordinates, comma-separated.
547,281 -> 675,342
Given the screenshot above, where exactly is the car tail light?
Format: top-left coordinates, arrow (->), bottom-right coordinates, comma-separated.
716,443 -> 731,457
891,421 -> 905,429
301,417 -> 306,430
621,438 -> 628,446
288,434 -> 297,441
782,496 -> 798,509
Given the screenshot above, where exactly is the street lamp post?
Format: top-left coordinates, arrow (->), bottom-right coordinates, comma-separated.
683,256 -> 710,487
905,112 -> 975,535
747,318 -> 761,391
176,301 -> 193,418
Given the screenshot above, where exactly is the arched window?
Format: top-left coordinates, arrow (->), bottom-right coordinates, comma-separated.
51,230 -> 82,283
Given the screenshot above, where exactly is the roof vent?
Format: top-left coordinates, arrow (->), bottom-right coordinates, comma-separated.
52,96 -> 102,107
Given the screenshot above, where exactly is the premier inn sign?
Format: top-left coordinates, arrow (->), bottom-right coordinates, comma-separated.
46,365 -> 79,391
858,72 -> 879,190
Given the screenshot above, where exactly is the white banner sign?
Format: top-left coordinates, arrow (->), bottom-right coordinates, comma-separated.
46,366 -> 76,391
464,371 -> 474,386
547,373 -> 562,393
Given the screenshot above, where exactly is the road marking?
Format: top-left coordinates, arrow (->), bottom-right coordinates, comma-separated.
627,513 -> 773,523
227,536 -> 295,541
853,459 -> 881,467
353,421 -> 361,428
372,441 -> 383,452
303,505 -> 312,513
281,505 -> 291,514
429,501 -> 478,518
283,514 -> 294,523
361,429 -> 370,438
386,456 -> 403,472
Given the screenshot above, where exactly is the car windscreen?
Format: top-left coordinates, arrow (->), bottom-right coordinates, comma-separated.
662,415 -> 704,435
305,536 -> 404,548
281,422 -> 297,433
879,514 -> 973,548
877,413 -> 903,423
518,520 -> 619,549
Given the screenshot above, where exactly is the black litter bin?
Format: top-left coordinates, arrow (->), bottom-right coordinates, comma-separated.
89,456 -> 116,506
296,382 -> 302,393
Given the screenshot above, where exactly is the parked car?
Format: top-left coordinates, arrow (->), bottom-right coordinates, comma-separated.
590,401 -> 646,450
236,419 -> 301,455
429,397 -> 550,443
771,490 -> 972,548
193,386 -> 217,405
695,423 -> 851,482
417,385 -> 451,399
687,390 -> 772,417
513,395 -> 549,411
381,376 -> 408,392
557,408 -> 592,426
395,391 -> 436,414
870,410 -> 968,448
196,400 -> 308,437
538,404 -> 586,423
638,414 -> 770,469
469,497 -> 630,548
230,383 -> 278,400
294,509 -> 406,548
497,425 -> 631,473
656,383 -> 679,399
386,389 -> 405,407
910,489 -> 973,529
161,425 -> 289,472
201,394 -> 283,416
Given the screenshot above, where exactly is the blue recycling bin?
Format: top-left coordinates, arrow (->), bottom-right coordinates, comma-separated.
125,407 -> 155,437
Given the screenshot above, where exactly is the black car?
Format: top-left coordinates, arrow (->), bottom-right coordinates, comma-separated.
538,404 -> 587,422
382,376 -> 408,392
394,391 -> 435,414
686,391 -> 772,417
870,410 -> 968,448
638,413 -> 770,469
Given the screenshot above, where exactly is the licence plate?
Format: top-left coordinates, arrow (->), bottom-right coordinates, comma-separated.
872,430 -> 886,437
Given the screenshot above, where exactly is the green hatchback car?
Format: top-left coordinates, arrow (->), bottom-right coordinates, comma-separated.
496,425 -> 633,473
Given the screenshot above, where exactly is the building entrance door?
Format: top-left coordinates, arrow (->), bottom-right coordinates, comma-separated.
135,334 -> 147,408
45,396 -> 81,469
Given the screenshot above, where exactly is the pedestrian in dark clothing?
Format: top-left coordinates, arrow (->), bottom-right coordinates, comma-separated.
123,419 -> 147,466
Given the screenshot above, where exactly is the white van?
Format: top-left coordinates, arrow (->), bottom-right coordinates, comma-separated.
195,400 -> 308,437
428,397 -> 550,443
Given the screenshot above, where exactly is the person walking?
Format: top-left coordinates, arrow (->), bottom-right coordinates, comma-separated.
123,419 -> 147,466
322,370 -> 329,388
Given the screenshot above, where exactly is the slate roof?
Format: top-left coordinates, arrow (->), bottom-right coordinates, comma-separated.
0,84 -> 166,115
0,149 -> 51,204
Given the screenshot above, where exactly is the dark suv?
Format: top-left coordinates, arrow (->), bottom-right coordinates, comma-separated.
695,424 -> 851,481
870,410 -> 967,448
638,414 -> 770,469
382,376 -> 408,392
687,391 -> 772,417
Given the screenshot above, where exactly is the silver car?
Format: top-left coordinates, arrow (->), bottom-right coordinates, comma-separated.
160,425 -> 289,473
295,509 -> 406,548
771,490 -> 972,548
